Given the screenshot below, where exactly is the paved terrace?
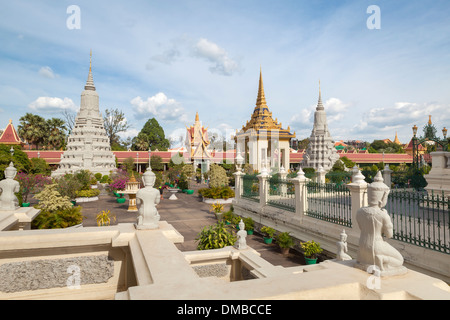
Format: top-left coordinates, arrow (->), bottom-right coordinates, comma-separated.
72,183 -> 320,268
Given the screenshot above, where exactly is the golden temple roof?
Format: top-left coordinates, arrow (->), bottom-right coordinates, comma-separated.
240,69 -> 295,139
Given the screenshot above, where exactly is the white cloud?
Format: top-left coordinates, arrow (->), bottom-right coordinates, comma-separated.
193,38 -> 241,76
28,97 -> 78,113
38,66 -> 57,79
117,128 -> 139,140
131,93 -> 188,123
151,47 -> 181,65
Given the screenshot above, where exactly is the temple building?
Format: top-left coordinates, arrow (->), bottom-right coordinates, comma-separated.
235,69 -> 295,172
0,120 -> 24,147
185,112 -> 213,172
301,82 -> 339,171
52,52 -> 116,177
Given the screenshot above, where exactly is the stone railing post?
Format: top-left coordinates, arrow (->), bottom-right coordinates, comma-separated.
257,167 -> 270,207
382,164 -> 393,189
346,168 -> 368,235
290,168 -> 309,218
279,166 -> 288,195
233,170 -> 245,201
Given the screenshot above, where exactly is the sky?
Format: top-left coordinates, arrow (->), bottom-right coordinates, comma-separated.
1,0 -> 450,147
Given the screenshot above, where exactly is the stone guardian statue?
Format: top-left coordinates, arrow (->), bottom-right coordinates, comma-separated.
336,229 -> 352,261
135,168 -> 160,229
355,171 -> 407,276
0,162 -> 20,211
235,219 -> 247,250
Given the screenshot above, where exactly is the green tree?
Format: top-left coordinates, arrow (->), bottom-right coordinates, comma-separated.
45,118 -> 67,150
18,113 -> 47,149
132,118 -> 170,151
0,145 -> 31,179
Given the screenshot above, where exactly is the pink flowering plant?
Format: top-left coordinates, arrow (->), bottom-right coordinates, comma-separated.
15,172 -> 52,203
109,178 -> 127,191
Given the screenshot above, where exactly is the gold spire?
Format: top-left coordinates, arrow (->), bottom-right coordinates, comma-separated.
89,49 -> 92,72
394,131 -> 401,145
256,67 -> 267,107
195,111 -> 199,122
428,115 -> 432,125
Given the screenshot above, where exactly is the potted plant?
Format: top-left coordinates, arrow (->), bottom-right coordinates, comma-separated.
210,202 -> 224,220
275,232 -> 294,256
96,210 -> 116,227
222,210 -> 234,225
243,217 -> 255,235
261,226 -> 275,244
300,240 -> 323,264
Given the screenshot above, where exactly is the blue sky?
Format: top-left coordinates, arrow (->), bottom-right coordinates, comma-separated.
1,0 -> 449,146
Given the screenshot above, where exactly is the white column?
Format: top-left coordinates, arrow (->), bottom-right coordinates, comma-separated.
346,169 -> 368,235
382,164 -> 393,189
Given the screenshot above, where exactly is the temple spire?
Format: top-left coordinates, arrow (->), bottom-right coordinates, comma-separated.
317,80 -> 324,110
256,67 -> 267,107
85,50 -> 96,91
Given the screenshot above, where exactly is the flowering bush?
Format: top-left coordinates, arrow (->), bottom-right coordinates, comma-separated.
109,178 -> 128,191
15,172 -> 52,203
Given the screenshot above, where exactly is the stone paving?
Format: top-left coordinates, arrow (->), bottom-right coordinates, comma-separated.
76,183 -> 309,268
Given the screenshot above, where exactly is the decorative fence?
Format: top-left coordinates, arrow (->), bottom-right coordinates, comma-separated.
267,177 -> 296,212
241,175 -> 260,202
306,182 -> 352,227
386,190 -> 450,254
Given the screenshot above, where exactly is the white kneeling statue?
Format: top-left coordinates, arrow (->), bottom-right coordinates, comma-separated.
135,168 -> 160,230
355,171 -> 407,276
0,162 -> 20,211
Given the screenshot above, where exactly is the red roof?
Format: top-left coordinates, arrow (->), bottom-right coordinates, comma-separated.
0,120 -> 24,145
24,150 -> 414,165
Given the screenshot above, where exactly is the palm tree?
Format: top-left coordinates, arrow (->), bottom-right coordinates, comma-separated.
132,132 -> 149,151
18,113 -> 47,150
46,118 -> 67,150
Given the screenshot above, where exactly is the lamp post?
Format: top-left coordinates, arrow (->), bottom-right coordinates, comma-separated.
136,152 -> 139,173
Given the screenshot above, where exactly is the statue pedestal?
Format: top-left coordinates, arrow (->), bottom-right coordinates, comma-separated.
0,207 -> 41,231
168,188 -> 179,200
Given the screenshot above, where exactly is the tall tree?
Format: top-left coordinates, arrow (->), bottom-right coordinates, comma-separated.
45,118 -> 67,150
103,108 -> 131,146
132,118 -> 170,151
18,113 -> 47,150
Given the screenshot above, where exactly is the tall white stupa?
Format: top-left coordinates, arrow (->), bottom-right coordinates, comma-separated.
301,82 -> 339,171
52,51 -> 116,177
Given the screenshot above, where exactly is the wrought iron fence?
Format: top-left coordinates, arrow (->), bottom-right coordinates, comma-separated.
386,190 -> 449,254
267,177 -> 296,212
306,182 -> 352,227
242,175 -> 260,202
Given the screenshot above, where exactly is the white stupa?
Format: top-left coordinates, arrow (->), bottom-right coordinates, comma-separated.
52,51 -> 116,177
302,82 -> 339,171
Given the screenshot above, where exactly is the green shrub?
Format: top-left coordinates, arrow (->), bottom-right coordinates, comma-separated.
275,232 -> 294,249
209,163 -> 229,188
32,206 -> 84,229
75,189 -> 100,198
34,184 -> 73,212
198,187 -> 235,199
243,217 -> 254,231
94,173 -> 103,181
261,226 -> 275,238
195,221 -> 236,250
100,175 -> 111,184
300,240 -> 323,259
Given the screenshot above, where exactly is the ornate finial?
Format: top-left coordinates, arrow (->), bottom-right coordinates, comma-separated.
195,111 -> 199,122
317,79 -> 324,111
256,67 -> 267,107
428,115 -> 432,125
85,50 -> 95,91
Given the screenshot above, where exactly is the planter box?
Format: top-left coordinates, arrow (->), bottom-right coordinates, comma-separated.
75,197 -> 99,203
202,197 -> 235,204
